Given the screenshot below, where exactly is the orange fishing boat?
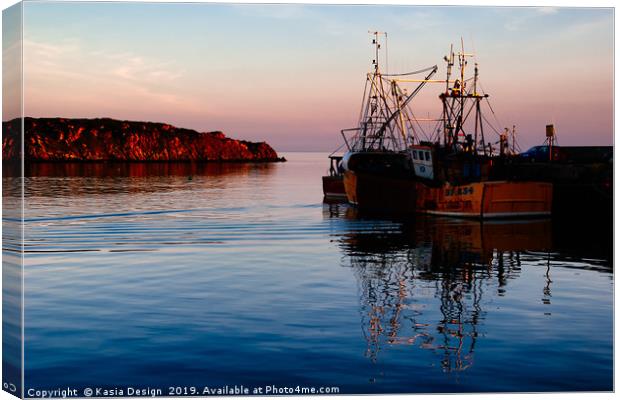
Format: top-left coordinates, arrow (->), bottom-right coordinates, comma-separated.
342,164 -> 552,218
339,33 -> 552,218
415,181 -> 552,218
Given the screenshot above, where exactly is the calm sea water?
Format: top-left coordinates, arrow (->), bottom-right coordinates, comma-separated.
9,153 -> 613,394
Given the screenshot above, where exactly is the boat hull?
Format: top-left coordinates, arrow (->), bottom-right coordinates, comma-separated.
322,175 -> 347,200
344,170 -> 552,219
417,181 -> 553,219
343,170 -> 417,213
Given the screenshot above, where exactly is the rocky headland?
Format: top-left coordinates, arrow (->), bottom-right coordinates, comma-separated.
2,117 -> 284,162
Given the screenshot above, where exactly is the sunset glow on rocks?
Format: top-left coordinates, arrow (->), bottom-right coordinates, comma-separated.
2,117 -> 283,162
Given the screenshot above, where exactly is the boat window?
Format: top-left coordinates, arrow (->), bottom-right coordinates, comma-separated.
425,152 -> 430,161
412,152 -> 417,160
418,150 -> 424,159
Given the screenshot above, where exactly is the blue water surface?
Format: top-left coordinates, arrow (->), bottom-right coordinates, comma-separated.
16,153 -> 613,394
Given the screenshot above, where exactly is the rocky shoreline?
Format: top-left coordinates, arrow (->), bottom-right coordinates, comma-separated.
2,117 -> 285,162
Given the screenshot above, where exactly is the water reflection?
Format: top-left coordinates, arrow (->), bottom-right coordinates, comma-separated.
22,161 -> 276,178
6,154 -> 614,392
2,161 -> 23,395
325,204 -> 559,373
16,162 -> 277,201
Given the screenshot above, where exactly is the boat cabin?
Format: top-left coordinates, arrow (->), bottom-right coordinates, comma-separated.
328,155 -> 344,177
410,145 -> 434,180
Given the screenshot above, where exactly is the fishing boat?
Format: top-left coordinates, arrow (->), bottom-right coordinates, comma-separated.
322,155 -> 347,201
340,33 -> 552,218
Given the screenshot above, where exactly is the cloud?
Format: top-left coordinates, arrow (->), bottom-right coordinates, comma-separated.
3,36 -> 23,120
390,9 -> 445,32
25,39 -> 78,59
110,55 -> 183,83
229,3 -> 358,37
503,7 -> 559,31
23,38 -> 191,111
230,3 -> 310,20
537,7 -> 558,15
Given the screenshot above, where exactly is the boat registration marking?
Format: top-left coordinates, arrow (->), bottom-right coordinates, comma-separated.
445,186 -> 474,196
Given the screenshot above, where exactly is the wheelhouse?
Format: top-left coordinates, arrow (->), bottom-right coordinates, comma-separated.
410,145 -> 434,180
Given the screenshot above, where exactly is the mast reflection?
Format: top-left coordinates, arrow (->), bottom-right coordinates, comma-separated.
325,204 -> 552,373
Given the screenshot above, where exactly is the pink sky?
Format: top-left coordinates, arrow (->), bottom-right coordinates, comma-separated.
5,3 -> 614,151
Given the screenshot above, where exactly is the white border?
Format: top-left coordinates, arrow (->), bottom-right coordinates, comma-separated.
0,2 -> 615,400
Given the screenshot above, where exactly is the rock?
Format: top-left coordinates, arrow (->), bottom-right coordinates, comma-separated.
2,117 -> 285,162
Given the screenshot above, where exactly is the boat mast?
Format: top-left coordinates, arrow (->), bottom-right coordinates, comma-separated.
346,33 -> 439,152
443,44 -> 454,147
357,31 -> 396,151
440,41 -> 488,155
458,39 -> 466,146
474,61 -> 489,156
474,62 -> 487,156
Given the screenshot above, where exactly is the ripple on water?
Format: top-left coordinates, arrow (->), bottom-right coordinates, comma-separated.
12,154 -> 613,393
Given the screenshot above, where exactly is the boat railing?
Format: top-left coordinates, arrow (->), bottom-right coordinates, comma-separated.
340,127 -> 360,151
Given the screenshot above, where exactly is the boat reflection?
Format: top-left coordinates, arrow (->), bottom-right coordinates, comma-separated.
324,204 -> 553,373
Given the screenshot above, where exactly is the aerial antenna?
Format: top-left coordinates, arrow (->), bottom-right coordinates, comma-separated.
510,125 -> 521,154
460,37 -> 465,87
444,43 -> 454,94
458,37 -> 475,91
368,31 -> 387,72
385,32 -> 388,76
470,33 -> 478,65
